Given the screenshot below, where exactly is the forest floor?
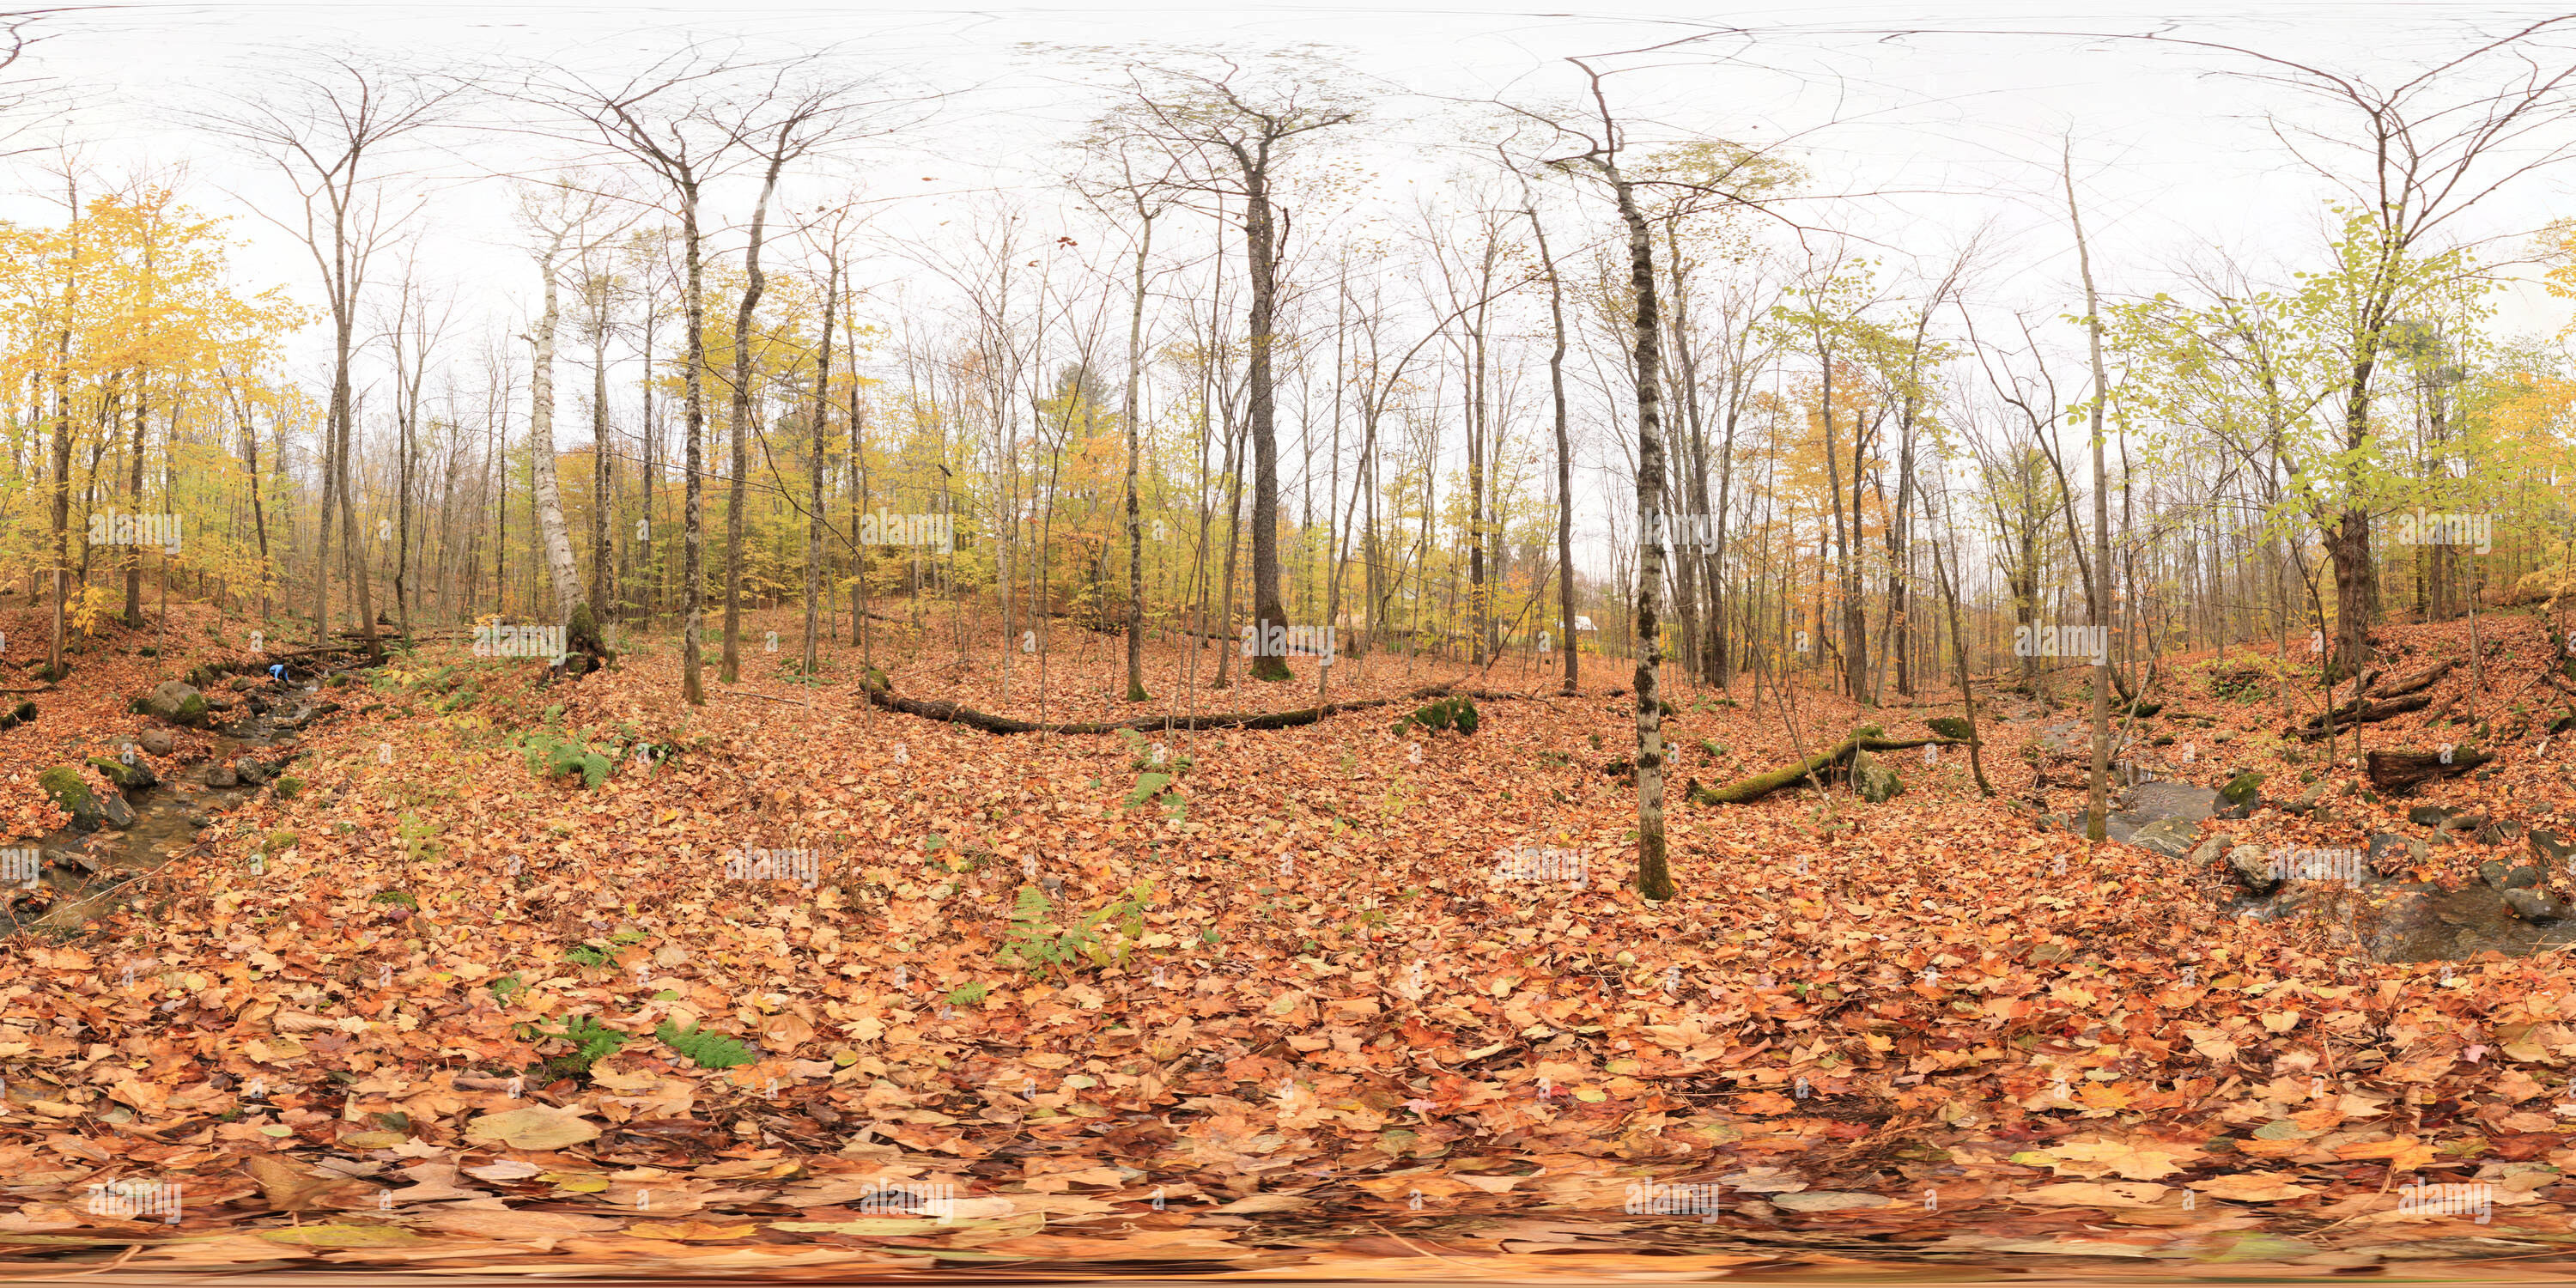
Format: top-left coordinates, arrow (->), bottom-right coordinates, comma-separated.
3,600 -> 2576,1280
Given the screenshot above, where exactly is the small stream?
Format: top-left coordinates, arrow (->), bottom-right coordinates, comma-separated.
5,664 -> 348,934
2046,751 -> 2576,963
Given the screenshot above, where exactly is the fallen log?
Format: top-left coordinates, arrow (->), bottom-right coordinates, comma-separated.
857,671 -> 1540,734
2366,745 -> 2494,794
2291,691 -> 2433,739
2363,659 -> 2454,701
1686,726 -> 1964,805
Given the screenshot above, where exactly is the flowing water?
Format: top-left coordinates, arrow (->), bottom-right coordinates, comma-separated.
4,665 -> 348,934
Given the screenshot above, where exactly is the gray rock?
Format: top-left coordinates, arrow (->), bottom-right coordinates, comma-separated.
204,762 -> 238,788
233,758 -> 269,787
2228,844 -> 2280,896
142,679 -> 210,727
2506,888 -> 2572,923
2190,833 -> 2235,865
2482,860 -> 2514,889
137,728 -> 174,756
98,792 -> 135,829
2503,866 -> 2543,891
2289,778 -> 2332,814
1849,750 -> 1901,803
2533,829 -> 2575,866
2127,816 -> 2200,859
2409,804 -> 2454,827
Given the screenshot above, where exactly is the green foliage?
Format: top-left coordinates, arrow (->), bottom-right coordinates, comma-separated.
490,973 -> 527,1004
655,1020 -> 755,1069
515,728 -> 612,789
1394,695 -> 1479,737
943,981 -> 988,1005
520,1014 -> 629,1077
563,942 -> 612,969
395,813 -> 442,860
370,890 -> 418,909
271,775 -> 305,800
998,882 -> 1155,975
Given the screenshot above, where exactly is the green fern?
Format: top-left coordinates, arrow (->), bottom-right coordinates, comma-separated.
655,1021 -> 756,1069
519,1015 -> 629,1076
516,729 -> 612,789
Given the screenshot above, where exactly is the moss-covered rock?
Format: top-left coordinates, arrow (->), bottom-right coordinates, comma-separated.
1926,715 -> 1974,741
143,679 -> 211,727
272,775 -> 306,800
38,765 -> 101,831
2217,770 -> 2267,820
88,755 -> 156,791
1850,750 -> 1903,803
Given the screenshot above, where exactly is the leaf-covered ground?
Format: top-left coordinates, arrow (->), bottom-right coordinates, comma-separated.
8,604 -> 2576,1278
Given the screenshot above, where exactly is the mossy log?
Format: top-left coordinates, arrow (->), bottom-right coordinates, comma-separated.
1686,726 -> 1962,805
858,670 -> 1534,734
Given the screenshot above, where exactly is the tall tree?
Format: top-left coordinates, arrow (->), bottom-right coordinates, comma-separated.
1116,57 -> 1357,683
210,54 -> 457,659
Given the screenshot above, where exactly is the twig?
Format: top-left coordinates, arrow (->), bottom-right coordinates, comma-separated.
18,1241 -> 143,1279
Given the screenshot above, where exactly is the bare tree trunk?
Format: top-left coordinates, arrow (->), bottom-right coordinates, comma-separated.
681,192 -> 708,705
1122,210 -> 1153,702
2066,155 -> 2112,841
526,242 -> 587,656
803,256 -> 836,676
722,154 -> 788,685
1525,203 -> 1577,696
1594,133 -> 1674,902
1241,161 -> 1291,683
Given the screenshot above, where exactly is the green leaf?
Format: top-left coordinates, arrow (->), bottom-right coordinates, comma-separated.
655,1021 -> 755,1069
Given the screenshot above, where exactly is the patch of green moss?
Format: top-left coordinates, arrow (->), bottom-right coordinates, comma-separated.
38,765 -> 91,811
88,756 -> 149,788
272,776 -> 306,800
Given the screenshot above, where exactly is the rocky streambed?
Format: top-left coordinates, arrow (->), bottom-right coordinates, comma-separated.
7,662 -> 351,933
2053,765 -> 2576,963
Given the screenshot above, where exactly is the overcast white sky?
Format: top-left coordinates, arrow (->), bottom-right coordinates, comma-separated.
8,0 -> 2573,584
17,2 -> 2576,337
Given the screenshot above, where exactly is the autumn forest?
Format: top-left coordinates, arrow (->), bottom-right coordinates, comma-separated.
4,7 -> 2576,1279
